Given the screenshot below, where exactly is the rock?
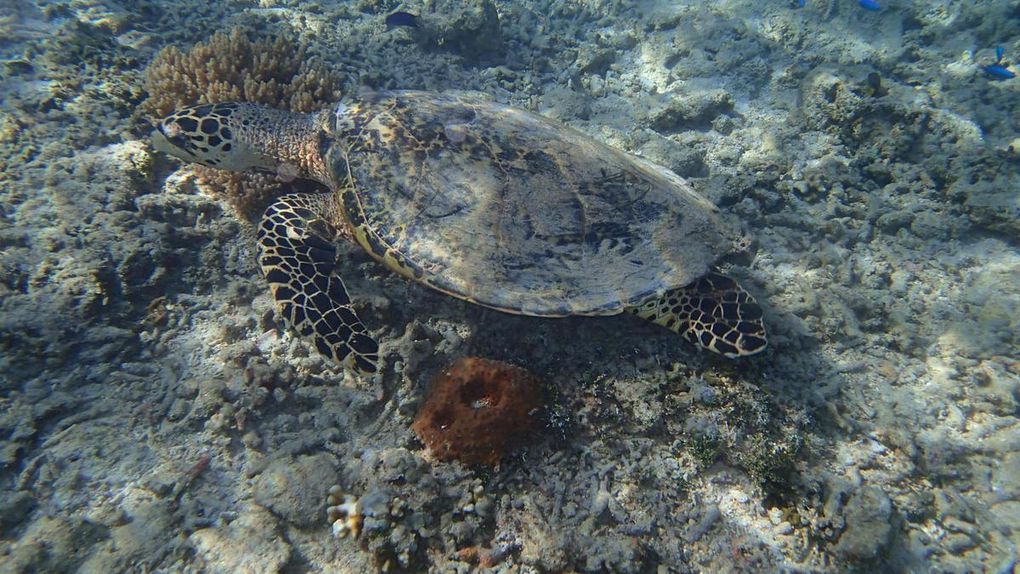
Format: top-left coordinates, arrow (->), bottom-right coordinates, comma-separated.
834,485 -> 892,560
992,452 -> 1020,504
573,44 -> 616,77
909,210 -> 951,240
78,488 -> 175,573
797,68 -> 867,130
964,181 -> 1020,235
253,453 -> 338,527
416,0 -> 501,58
5,516 -> 109,573
0,491 -> 37,535
540,85 -> 592,121
989,501 -> 1020,533
637,135 -> 708,179
190,505 -> 291,574
648,90 -> 735,132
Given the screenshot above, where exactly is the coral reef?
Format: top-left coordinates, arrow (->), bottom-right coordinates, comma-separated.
412,357 -> 542,466
5,0 -> 1020,571
143,28 -> 343,220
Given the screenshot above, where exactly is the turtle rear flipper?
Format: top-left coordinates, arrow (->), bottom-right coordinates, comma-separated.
257,193 -> 379,374
629,272 -> 767,357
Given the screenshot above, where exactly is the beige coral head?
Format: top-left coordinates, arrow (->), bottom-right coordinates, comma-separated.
326,492 -> 364,539
152,101 -> 329,184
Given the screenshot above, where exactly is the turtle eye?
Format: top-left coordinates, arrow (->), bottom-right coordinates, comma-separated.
160,118 -> 205,155
160,128 -> 195,153
161,120 -> 183,138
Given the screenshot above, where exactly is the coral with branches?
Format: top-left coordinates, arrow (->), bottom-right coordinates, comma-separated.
143,27 -> 341,117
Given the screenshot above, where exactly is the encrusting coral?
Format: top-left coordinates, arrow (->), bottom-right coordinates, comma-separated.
412,357 -> 543,466
143,28 -> 343,220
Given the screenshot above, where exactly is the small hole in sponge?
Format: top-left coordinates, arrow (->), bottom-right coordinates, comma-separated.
459,376 -> 498,409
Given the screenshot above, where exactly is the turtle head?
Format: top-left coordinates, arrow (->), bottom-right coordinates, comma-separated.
153,102 -> 327,182
153,103 -> 266,171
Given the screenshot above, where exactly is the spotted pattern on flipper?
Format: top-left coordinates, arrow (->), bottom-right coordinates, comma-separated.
257,192 -> 379,374
628,272 -> 767,357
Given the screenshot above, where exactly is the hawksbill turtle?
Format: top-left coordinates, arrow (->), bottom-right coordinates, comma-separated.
152,90 -> 767,375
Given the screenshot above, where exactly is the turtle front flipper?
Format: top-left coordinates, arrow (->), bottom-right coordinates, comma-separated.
628,273 -> 767,358
257,192 -> 379,374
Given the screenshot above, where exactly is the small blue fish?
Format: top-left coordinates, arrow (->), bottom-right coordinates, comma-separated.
859,0 -> 881,10
796,0 -> 806,8
385,11 -> 418,29
982,46 -> 1016,79
983,63 -> 1016,80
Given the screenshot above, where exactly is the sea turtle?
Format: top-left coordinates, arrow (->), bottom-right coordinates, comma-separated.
152,90 -> 767,375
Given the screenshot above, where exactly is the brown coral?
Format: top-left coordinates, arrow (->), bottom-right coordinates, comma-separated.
143,27 -> 341,118
412,357 -> 542,467
143,28 -> 343,220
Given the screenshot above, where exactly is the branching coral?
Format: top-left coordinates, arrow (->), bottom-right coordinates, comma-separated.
143,28 -> 343,220
412,357 -> 543,466
143,27 -> 341,118
326,485 -> 364,539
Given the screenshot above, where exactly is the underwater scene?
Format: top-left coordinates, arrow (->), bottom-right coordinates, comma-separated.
1,0 -> 1018,572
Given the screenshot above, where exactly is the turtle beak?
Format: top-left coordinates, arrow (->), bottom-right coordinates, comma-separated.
151,126 -> 173,154
151,123 -> 197,160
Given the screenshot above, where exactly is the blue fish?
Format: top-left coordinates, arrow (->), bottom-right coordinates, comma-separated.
385,11 -> 418,29
982,46 -> 1016,79
983,63 -> 1016,80
859,0 -> 881,10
